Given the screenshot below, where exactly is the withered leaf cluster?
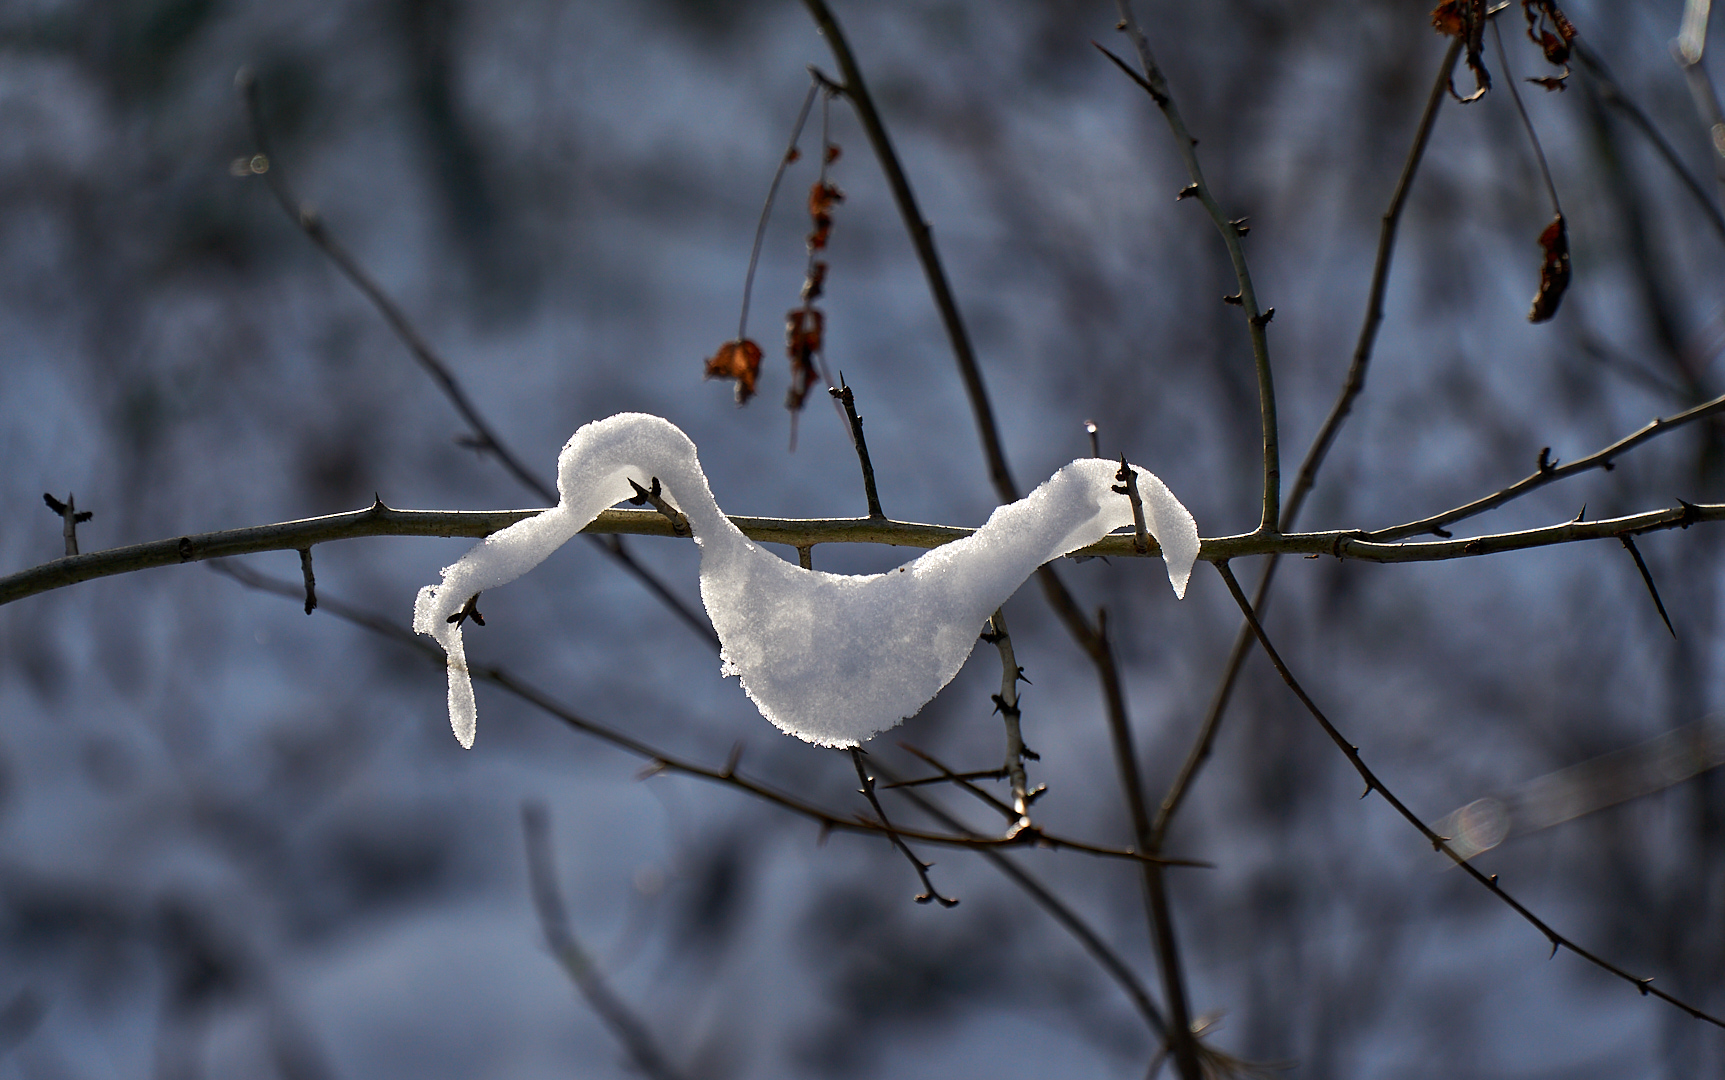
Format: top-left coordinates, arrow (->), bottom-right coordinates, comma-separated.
787,175 -> 844,415
1430,0 -> 1576,99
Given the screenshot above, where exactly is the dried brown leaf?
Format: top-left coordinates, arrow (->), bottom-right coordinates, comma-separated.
1528,213 -> 1570,323
1523,0 -> 1576,66
703,339 -> 764,404
1431,0 -> 1491,101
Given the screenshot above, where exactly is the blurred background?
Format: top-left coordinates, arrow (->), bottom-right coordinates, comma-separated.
1,0 -> 1723,1076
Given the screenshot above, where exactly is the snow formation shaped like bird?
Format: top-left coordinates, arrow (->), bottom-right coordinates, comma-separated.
414,413 -> 1198,749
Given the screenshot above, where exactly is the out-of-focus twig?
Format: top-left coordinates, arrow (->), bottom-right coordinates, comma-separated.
521,802 -> 689,1080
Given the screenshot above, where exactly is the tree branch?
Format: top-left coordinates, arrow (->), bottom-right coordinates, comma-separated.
1105,3 -> 1280,535
1213,561 -> 1725,1031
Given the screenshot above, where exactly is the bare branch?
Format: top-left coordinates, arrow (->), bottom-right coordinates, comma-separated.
1213,561 -> 1725,1031
1102,3 -> 1280,535
1366,390 -> 1725,541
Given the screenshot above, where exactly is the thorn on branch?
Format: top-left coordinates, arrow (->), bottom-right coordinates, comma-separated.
1536,446 -> 1557,473
447,593 -> 485,627
1676,498 -> 1699,527
627,477 -> 690,537
1229,217 -> 1250,236
1250,307 -> 1275,327
1175,183 -> 1200,201
1618,535 -> 1676,638
1111,457 -> 1151,555
1222,293 -> 1244,306
43,492 -> 92,557
1091,40 -> 1168,106
297,547 -> 317,615
1430,525 -> 1453,538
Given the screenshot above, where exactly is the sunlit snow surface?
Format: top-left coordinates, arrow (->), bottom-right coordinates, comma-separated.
415,413 -> 1197,748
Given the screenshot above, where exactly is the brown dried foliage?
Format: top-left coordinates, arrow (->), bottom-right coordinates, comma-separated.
704,339 -> 764,404
1528,213 -> 1571,323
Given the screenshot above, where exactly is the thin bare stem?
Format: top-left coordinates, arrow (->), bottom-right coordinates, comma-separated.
1156,39 -> 1462,841
1213,561 -> 1725,1031
851,749 -> 958,906
1366,390 -> 1725,541
872,759 -> 1169,1038
741,79 -> 821,339
210,561 -> 1195,869
1103,5 -> 1280,535
983,608 -> 1036,831
521,802 -> 689,1080
12,499 -> 1725,609
1492,21 -> 1563,213
236,69 -> 717,649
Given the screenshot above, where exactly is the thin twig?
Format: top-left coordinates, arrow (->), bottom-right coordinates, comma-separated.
236,69 -> 717,649
1212,561 -> 1725,1031
1102,5 -> 1280,535
831,377 -> 885,518
521,802 -> 689,1080
210,560 -> 1197,868
896,743 -> 1019,822
741,79 -> 821,340
872,759 -> 1169,1039
1158,39 -> 1462,839
851,748 -> 958,906
1365,390 -> 1725,541
296,548 -> 316,614
1492,20 -> 1563,213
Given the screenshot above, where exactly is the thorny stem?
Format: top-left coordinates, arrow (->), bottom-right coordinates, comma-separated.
1213,561 -> 1725,1031
872,759 -> 1170,1038
1108,2 -> 1280,536
1155,39 -> 1463,841
1366,389 -> 1725,541
12,499 -> 1725,610
521,803 -> 688,1080
212,559 -> 1192,868
983,608 -> 1036,832
852,748 -> 959,906
235,69 -> 718,650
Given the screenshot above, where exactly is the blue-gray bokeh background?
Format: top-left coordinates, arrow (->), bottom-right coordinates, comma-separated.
2,1 -> 1723,1076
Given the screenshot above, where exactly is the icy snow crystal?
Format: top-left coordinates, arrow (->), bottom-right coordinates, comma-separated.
414,413 -> 1198,749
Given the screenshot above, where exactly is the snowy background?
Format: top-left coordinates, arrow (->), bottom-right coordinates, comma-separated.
1,0 -> 1723,1076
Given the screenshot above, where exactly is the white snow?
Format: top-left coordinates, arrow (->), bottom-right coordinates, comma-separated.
415,413 -> 1198,749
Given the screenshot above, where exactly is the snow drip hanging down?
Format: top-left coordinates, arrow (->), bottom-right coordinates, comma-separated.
414,413 -> 1199,749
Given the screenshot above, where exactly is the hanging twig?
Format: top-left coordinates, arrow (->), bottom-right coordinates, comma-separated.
1213,560 -> 1725,1031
